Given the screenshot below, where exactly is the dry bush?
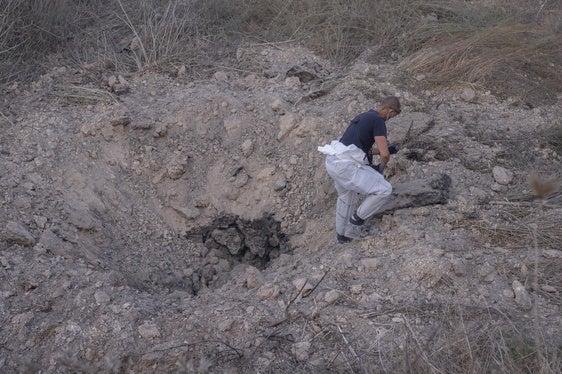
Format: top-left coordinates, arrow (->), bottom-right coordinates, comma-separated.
110,0 -> 246,71
0,0 -> 108,84
2,0 -> 561,105
237,0 -> 423,63
359,302 -> 560,373
399,2 -> 562,104
229,0 -> 562,103
473,202 -> 561,250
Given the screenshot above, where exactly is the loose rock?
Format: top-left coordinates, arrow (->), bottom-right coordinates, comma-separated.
138,322 -> 161,340
512,280 -> 532,310
492,166 -> 514,185
4,221 -> 35,246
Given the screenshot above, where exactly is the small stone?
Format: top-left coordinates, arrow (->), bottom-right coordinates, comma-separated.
490,182 -> 506,192
33,215 -> 48,229
241,139 -> 254,157
369,291 -> 384,302
293,278 -> 313,293
218,319 -> 233,332
273,179 -> 287,191
284,76 -> 301,88
541,285 -> 556,293
131,120 -> 153,130
109,115 -> 131,126
256,167 -> 275,182
153,123 -> 168,138
271,99 -> 284,112
451,260 -> 467,277
244,266 -> 264,289
166,157 -> 188,180
492,166 -> 514,185
258,283 -> 280,300
512,280 -> 532,310
108,105 -> 131,126
350,284 -> 362,295
4,221 -> 35,246
360,258 -> 381,270
277,113 -> 298,140
503,289 -> 515,298
324,290 -> 340,303
112,83 -> 130,95
138,322 -> 160,340
213,71 -> 228,82
177,65 -> 187,78
460,87 -> 476,102
291,341 -> 311,361
173,206 -> 200,220
94,290 -> 111,305
107,75 -> 117,87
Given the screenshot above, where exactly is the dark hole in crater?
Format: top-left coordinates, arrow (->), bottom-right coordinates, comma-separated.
202,212 -> 290,269
182,212 -> 291,295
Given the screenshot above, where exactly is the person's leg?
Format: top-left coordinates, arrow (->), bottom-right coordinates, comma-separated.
326,157 -> 392,240
342,165 -> 392,239
356,182 -> 392,220
350,164 -> 392,220
334,180 -> 357,239
326,156 -> 358,241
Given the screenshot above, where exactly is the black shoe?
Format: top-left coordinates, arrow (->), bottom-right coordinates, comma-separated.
344,223 -> 379,240
335,233 -> 352,244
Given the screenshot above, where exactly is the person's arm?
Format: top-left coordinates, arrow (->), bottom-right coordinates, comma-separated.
374,135 -> 390,168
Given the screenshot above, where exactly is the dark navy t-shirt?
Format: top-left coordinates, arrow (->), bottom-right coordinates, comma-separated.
339,110 -> 387,161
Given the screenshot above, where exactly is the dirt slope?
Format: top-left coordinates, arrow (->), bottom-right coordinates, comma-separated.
1,45 -> 561,372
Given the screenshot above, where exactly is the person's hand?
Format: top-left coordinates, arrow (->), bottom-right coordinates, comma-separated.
388,143 -> 400,154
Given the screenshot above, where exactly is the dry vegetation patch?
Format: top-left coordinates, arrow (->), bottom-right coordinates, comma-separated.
2,0 -> 560,104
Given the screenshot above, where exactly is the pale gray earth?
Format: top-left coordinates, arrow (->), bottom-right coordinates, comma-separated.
1,45 -> 561,372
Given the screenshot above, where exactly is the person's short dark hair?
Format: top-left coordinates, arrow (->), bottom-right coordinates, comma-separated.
379,96 -> 401,112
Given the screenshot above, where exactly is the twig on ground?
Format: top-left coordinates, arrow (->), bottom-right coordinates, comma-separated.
302,271 -> 327,298
0,110 -> 14,126
337,323 -> 367,374
403,317 -> 444,374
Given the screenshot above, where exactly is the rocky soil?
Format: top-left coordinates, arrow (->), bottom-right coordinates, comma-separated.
1,45 -> 561,373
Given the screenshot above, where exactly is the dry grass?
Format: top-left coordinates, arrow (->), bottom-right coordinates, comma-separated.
474,202 -> 561,250
51,85 -> 119,105
543,122 -> 562,156
1,0 -> 561,104
0,0 -> 105,83
400,20 -> 562,103
401,24 -> 529,83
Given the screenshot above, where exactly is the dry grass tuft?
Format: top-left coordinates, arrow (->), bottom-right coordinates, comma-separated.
399,21 -> 562,103
51,85 -> 119,105
401,24 -> 528,83
473,203 -> 562,251
529,173 -> 560,199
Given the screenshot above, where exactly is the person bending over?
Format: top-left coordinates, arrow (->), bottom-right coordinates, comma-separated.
318,96 -> 401,243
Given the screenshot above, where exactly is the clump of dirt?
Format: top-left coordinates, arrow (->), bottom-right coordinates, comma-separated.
201,213 -> 289,269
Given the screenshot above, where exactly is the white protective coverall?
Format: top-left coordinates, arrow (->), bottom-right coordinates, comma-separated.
318,140 -> 392,237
